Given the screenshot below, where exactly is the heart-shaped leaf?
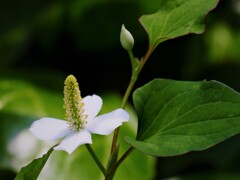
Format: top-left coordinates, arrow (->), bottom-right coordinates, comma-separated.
125,79 -> 240,156
140,0 -> 219,50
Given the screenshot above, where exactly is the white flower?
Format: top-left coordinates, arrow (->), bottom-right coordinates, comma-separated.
29,94 -> 129,154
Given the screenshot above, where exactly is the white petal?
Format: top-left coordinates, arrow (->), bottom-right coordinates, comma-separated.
82,94 -> 102,122
86,108 -> 129,135
29,118 -> 71,141
54,130 -> 92,154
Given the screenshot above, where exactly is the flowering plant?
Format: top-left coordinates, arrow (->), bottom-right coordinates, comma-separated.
29,75 -> 129,155
13,0 -> 240,179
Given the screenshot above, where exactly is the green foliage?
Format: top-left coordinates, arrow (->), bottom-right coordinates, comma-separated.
0,79 -> 63,118
125,79 -> 240,156
140,0 -> 219,50
3,0 -> 240,179
204,22 -> 240,63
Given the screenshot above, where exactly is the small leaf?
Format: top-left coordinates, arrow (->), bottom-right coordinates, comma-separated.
14,146 -> 55,180
140,0 -> 219,50
125,79 -> 240,156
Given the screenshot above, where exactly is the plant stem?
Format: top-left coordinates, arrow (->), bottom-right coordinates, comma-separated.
108,47 -> 154,179
111,76 -> 136,154
111,47 -> 152,155
140,47 -> 154,68
112,147 -> 135,173
106,147 -> 135,180
85,144 -> 107,177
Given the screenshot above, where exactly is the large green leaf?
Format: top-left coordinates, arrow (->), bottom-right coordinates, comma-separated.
140,0 -> 219,50
125,79 -> 240,156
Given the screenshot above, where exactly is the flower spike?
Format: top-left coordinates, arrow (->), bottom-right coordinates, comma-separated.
63,75 -> 87,130
29,75 -> 130,154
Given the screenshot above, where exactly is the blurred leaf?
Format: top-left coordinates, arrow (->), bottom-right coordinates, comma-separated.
139,0 -> 219,51
125,79 -> 240,156
14,146 -> 54,180
0,79 -> 63,118
204,22 -> 240,63
0,78 -> 63,167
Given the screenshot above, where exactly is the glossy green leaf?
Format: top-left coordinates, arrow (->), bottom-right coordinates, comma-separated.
139,0 -> 219,50
125,79 -> 240,156
14,146 -> 54,180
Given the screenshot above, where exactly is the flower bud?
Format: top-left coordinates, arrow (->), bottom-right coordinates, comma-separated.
120,24 -> 134,51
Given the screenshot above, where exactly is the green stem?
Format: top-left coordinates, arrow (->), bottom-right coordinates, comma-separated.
85,144 -> 107,177
106,147 -> 135,180
140,47 -> 154,68
111,48 -> 152,154
110,71 -> 137,154
108,47 -> 154,179
128,50 -> 136,72
112,147 -> 135,173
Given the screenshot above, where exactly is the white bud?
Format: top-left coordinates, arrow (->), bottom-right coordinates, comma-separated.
120,24 -> 134,51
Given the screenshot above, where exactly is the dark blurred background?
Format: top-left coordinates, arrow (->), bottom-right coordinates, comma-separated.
1,0 -> 240,179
